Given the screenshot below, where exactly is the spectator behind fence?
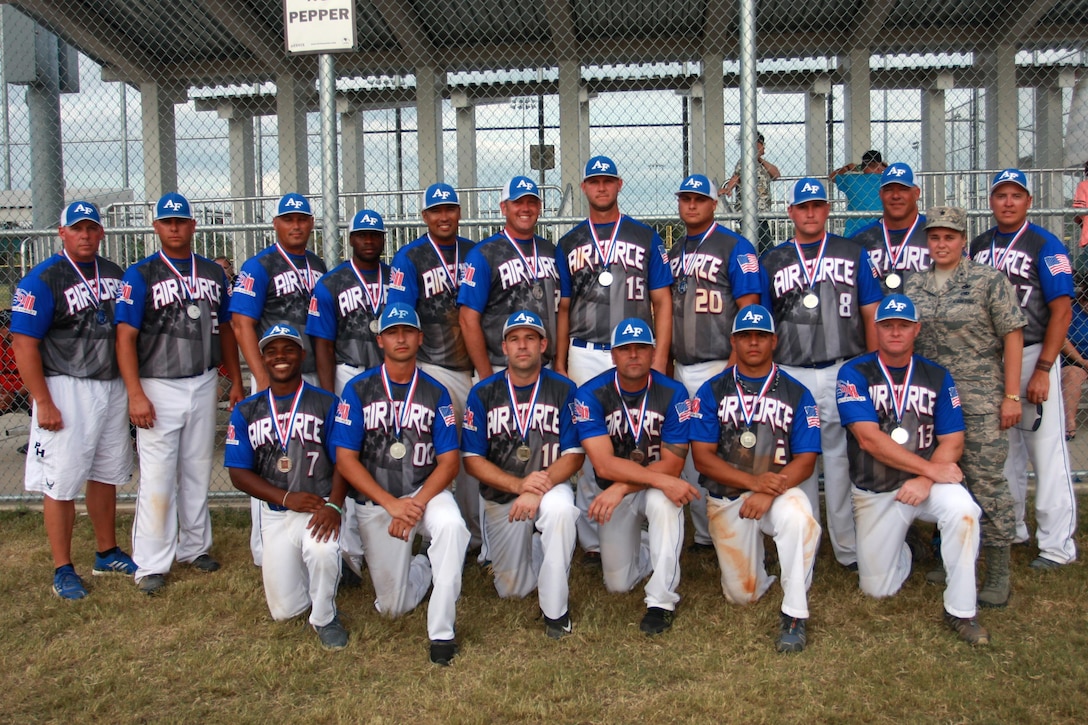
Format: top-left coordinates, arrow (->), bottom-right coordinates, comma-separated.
721,132 -> 781,252
1074,161 -> 1088,248
830,150 -> 888,237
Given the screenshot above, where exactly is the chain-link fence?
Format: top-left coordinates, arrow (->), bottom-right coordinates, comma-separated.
0,1 -> 1086,499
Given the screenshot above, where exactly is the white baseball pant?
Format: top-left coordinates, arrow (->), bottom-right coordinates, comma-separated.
674,359 -> 730,546
599,487 -> 685,611
706,488 -> 819,619
482,484 -> 578,620
259,504 -> 341,627
248,371 -> 321,567
853,483 -> 981,618
418,361 -> 484,558
333,362 -> 366,578
356,489 -> 469,642
132,369 -> 218,579
567,342 -> 615,554
781,362 -> 857,567
24,375 -> 132,500
1005,343 -> 1078,564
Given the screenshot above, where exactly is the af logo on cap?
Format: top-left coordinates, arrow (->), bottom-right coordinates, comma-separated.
801,182 -> 819,194
73,202 -> 95,214
684,177 -> 704,189
431,187 -> 452,201
389,307 -> 409,319
516,178 -> 534,190
623,323 -> 643,336
285,197 -> 304,209
741,308 -> 764,324
269,324 -> 293,335
360,213 -> 377,224
513,312 -> 533,324
885,298 -> 907,312
591,159 -> 612,173
163,199 -> 183,212
886,166 -> 906,178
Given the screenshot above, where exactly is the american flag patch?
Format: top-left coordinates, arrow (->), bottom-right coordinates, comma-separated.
439,405 -> 456,426
334,400 -> 353,425
674,398 -> 701,421
234,271 -> 256,296
570,399 -> 591,423
11,288 -> 36,315
868,256 -> 880,278
1044,254 -> 1072,276
738,254 -> 759,274
389,268 -> 405,290
804,405 -> 820,428
660,246 -> 670,266
949,385 -> 961,408
224,423 -> 238,445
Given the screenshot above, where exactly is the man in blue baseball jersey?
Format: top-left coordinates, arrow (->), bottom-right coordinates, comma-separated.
388,183 -> 483,555
233,193 -> 327,567
554,156 -> 675,561
458,176 -> 560,377
462,310 -> 583,638
970,169 -> 1077,569
572,318 -> 698,635
669,173 -> 763,552
116,192 -> 243,595
837,295 -> 988,645
12,201 -> 135,599
760,177 -> 883,570
332,302 -> 470,666
849,163 -> 930,294
226,324 -> 349,649
690,304 -> 821,653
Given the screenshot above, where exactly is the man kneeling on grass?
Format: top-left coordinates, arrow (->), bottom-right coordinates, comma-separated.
836,295 -> 988,645
225,324 -> 349,650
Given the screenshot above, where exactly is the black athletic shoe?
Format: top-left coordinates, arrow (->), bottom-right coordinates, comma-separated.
429,639 -> 459,666
776,613 -> 807,653
544,611 -> 573,639
639,607 -> 674,635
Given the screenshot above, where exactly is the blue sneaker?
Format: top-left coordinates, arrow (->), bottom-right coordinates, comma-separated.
93,549 -> 137,576
53,565 -> 88,600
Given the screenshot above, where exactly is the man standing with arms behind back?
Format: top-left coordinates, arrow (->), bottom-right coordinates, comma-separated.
554,156 -> 674,561
970,169 -> 1077,569
12,201 -> 135,599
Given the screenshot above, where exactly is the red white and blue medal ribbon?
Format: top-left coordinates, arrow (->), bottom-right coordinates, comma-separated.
275,242 -> 315,294
614,372 -> 651,449
157,251 -> 197,303
380,364 -> 420,441
506,371 -> 542,443
876,355 -> 915,428
880,215 -> 920,272
426,234 -> 460,292
349,259 -> 384,319
734,364 -> 777,430
502,230 -> 540,281
589,215 -> 625,272
793,233 -> 829,291
679,223 -> 717,280
988,221 -> 1029,271
62,249 -> 102,308
267,382 -> 306,457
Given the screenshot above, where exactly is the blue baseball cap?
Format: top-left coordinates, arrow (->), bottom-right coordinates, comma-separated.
875,294 -> 918,323
584,155 -> 620,180
60,200 -> 102,228
258,322 -> 304,352
350,209 -> 386,234
990,168 -> 1031,195
501,175 -> 541,202
611,318 -> 655,348
423,183 -> 460,210
275,193 -> 313,218
502,309 -> 546,338
379,302 -> 421,333
789,177 -> 828,206
732,304 -> 776,334
880,162 -> 918,189
676,174 -> 717,199
154,192 -> 193,221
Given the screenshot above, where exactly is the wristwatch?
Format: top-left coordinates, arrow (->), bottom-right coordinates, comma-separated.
1004,393 -> 1021,402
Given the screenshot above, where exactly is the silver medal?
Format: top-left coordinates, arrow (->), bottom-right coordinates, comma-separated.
629,449 -> 645,464
186,304 -> 202,320
369,319 -> 381,334
516,444 -> 532,462
276,456 -> 292,473
885,273 -> 902,290
802,293 -> 819,309
677,279 -> 688,295
389,441 -> 407,460
598,270 -> 614,287
740,430 -> 757,449
531,284 -> 544,300
890,426 -> 910,445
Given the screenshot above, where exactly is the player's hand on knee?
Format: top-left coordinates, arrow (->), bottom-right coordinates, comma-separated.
385,497 -> 424,526
35,400 -> 64,431
286,491 -> 325,513
658,475 -> 700,507
589,487 -> 625,523
740,492 -> 773,520
894,477 -> 933,507
751,472 -> 788,496
520,470 -> 552,496
129,394 -> 156,429
927,461 -> 962,485
509,493 -> 541,522
307,507 -> 341,542
387,517 -> 414,541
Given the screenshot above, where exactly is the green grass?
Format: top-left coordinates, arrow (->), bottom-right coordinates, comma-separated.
1,502 -> 1086,724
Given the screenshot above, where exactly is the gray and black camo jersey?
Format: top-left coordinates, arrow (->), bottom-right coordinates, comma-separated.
225,383 -> 338,499
556,217 -> 673,345
10,253 -> 125,380
115,254 -> 231,379
306,260 -> 390,370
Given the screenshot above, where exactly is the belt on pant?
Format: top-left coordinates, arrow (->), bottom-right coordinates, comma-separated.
571,338 -> 610,351
803,357 -> 846,370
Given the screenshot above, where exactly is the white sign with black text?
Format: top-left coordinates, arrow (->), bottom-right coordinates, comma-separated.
283,0 -> 356,54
